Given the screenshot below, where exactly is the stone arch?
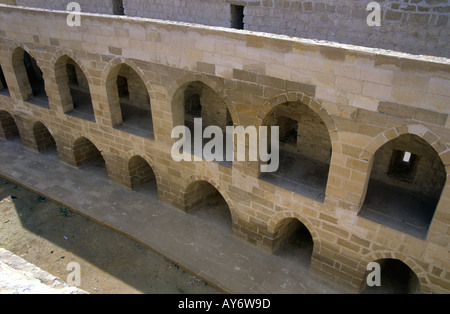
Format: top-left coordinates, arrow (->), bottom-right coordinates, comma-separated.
358,124 -> 449,240
267,210 -> 321,254
178,174 -> 238,225
102,57 -> 155,101
357,251 -> 431,294
50,49 -> 95,118
257,92 -> 339,202
127,154 -> 160,192
71,135 -> 105,168
0,109 -> 20,140
50,49 -> 93,86
359,124 -> 449,164
102,57 -> 155,137
168,72 -> 238,129
10,45 -> 48,104
31,120 -> 57,153
255,92 -> 340,148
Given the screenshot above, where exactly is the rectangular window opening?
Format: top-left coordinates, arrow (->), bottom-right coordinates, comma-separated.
402,151 -> 412,163
112,0 -> 125,15
231,5 -> 245,30
388,150 -> 418,182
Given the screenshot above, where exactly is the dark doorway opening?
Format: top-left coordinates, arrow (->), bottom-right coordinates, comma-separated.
274,218 -> 314,269
33,122 -> 57,154
184,181 -> 233,233
231,5 -> 245,30
0,111 -> 20,140
112,0 -> 125,15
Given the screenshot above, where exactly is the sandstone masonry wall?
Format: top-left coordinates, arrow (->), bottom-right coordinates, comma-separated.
0,1 -> 448,57
0,5 -> 449,293
13,0 -> 114,14
125,0 -> 450,56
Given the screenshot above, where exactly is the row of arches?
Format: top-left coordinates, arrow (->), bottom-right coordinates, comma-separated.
0,45 -> 448,241
0,109 -> 431,293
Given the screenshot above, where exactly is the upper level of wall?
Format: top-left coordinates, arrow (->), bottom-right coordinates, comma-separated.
0,3 -> 449,122
2,0 -> 449,58
4,0 -> 114,14
0,5 -> 450,293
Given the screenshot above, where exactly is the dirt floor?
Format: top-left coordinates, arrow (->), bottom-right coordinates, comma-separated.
0,177 -> 223,294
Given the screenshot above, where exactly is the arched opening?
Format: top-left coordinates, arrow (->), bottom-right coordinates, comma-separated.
73,137 -> 106,175
173,81 -> 232,167
273,218 -> 314,269
182,81 -> 231,132
361,259 -> 421,294
183,180 -> 232,232
55,56 -> 95,121
12,48 -> 48,107
0,110 -> 20,140
32,122 -> 56,154
359,134 -> 446,240
128,156 -> 157,194
107,63 -> 154,138
260,101 -> 332,201
0,64 -> 9,96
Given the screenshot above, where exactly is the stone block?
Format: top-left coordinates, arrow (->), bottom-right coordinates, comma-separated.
335,76 -> 362,94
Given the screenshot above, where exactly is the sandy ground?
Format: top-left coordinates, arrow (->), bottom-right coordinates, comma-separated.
0,178 -> 222,294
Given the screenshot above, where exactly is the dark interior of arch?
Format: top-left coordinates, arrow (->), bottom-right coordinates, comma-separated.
128,156 -> 157,193
359,134 -> 446,240
114,64 -> 154,139
24,51 -> 48,106
0,111 -> 20,140
362,259 -> 421,294
0,65 -> 9,95
182,81 -> 232,168
65,60 -> 95,121
259,101 -> 332,202
73,137 -> 105,169
33,122 -> 56,153
184,180 -> 232,232
273,218 -> 314,268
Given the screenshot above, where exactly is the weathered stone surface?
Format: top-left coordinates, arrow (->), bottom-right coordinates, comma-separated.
0,3 -> 448,294
0,249 -> 87,294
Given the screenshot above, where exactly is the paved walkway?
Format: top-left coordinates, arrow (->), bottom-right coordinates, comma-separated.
0,138 -> 347,294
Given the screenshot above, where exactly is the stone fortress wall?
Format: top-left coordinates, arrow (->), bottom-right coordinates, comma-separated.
5,0 -> 450,57
0,1 -> 449,293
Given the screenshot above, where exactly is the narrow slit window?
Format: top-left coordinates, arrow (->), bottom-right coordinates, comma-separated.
388,150 -> 418,182
403,151 -> 412,163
